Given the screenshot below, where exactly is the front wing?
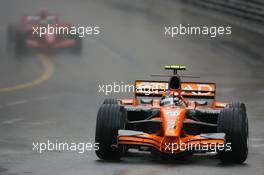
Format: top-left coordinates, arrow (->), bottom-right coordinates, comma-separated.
118,130 -> 225,154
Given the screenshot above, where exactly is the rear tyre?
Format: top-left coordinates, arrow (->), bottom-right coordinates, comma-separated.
7,24 -> 17,45
95,104 -> 127,160
217,108 -> 248,163
229,101 -> 246,112
103,98 -> 118,105
15,31 -> 27,55
71,34 -> 82,54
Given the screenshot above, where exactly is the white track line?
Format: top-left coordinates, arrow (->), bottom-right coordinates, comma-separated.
250,138 -> 264,148
6,100 -> 27,107
23,121 -> 50,125
257,89 -> 264,94
2,118 -> 24,124
250,144 -> 264,148
250,138 -> 264,141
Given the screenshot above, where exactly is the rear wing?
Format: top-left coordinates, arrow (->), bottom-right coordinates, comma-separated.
135,80 -> 216,99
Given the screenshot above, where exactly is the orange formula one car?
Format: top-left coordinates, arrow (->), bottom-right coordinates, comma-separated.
95,65 -> 248,163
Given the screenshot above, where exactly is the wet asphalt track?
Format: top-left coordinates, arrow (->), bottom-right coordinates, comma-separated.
0,0 -> 264,174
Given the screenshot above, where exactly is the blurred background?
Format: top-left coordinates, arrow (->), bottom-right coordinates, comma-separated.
0,0 -> 263,174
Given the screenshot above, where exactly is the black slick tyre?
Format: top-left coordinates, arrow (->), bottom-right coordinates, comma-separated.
95,104 -> 126,160
229,101 -> 246,112
217,108 -> 248,163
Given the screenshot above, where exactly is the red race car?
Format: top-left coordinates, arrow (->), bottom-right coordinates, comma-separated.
8,10 -> 82,55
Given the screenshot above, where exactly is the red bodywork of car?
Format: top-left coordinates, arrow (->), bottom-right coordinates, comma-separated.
17,15 -> 77,49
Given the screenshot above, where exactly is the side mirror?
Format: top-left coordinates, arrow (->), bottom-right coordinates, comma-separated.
169,76 -> 181,90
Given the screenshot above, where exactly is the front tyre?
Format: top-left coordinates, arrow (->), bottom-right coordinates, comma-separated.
217,108 -> 248,163
95,104 -> 126,160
